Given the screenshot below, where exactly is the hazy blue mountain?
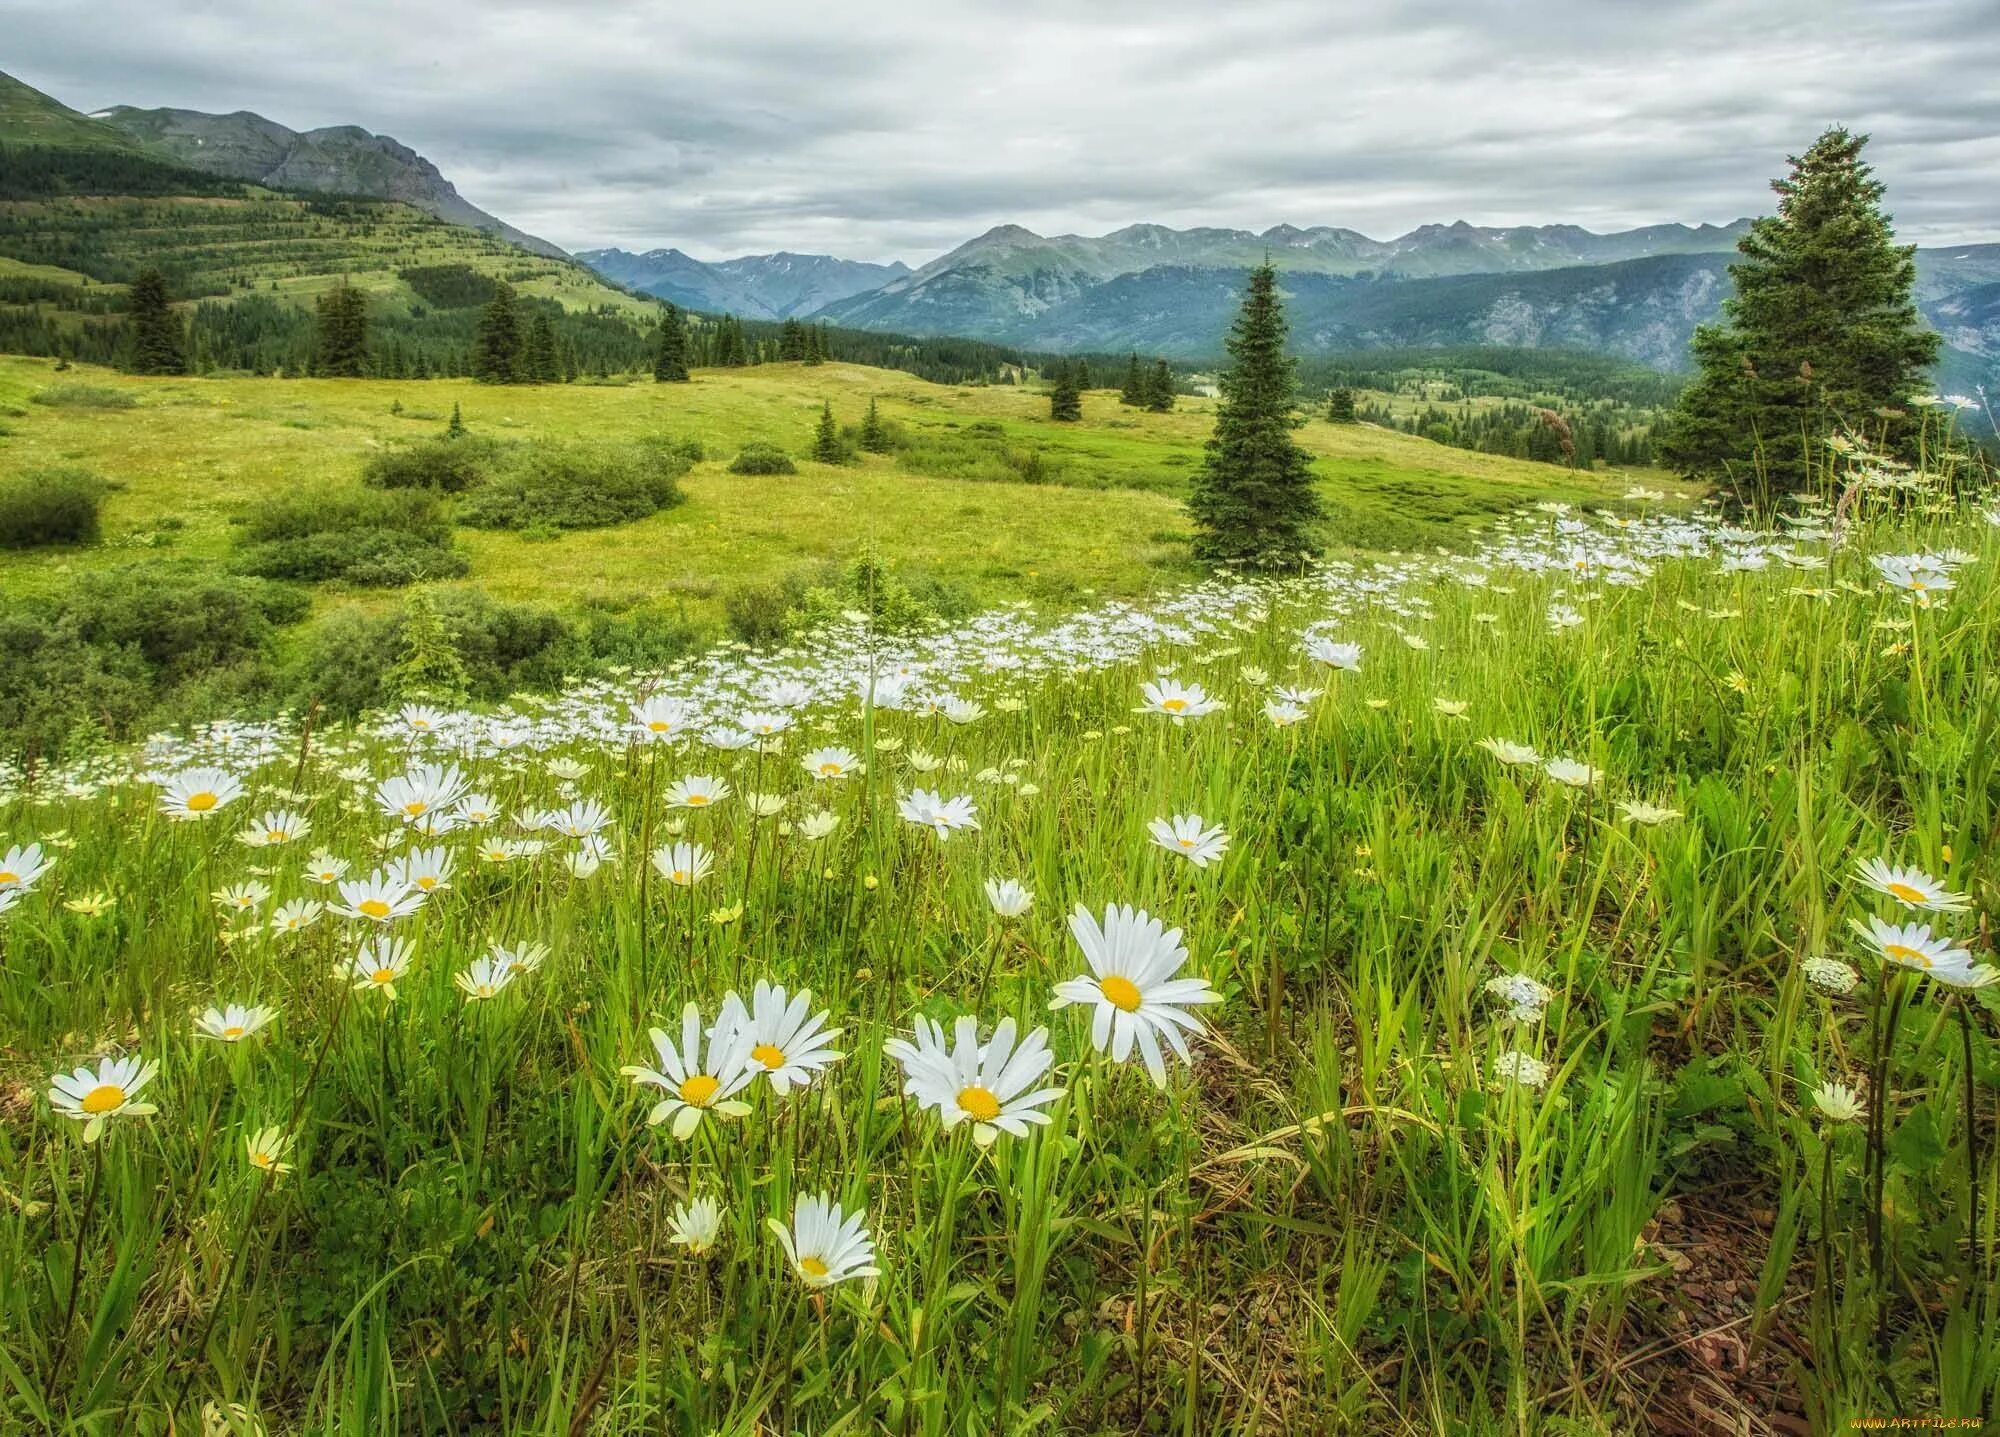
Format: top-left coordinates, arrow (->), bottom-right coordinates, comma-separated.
92,103 -> 565,256
575,247 -> 909,319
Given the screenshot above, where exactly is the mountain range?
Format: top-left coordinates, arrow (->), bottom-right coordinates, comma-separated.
574,247 -> 909,321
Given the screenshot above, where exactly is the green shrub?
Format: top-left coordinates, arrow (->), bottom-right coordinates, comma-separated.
362,436 -> 502,493
234,486 -> 466,586
728,442 -> 797,476
457,440 -> 687,531
724,572 -> 814,645
0,467 -> 106,548
30,384 -> 137,410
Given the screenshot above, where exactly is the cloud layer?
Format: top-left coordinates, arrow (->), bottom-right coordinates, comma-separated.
6,0 -> 1995,261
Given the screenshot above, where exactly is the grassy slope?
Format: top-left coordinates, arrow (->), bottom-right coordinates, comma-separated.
0,355 -> 1688,620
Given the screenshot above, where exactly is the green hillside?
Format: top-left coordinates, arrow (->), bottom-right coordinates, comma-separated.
0,69 -> 144,151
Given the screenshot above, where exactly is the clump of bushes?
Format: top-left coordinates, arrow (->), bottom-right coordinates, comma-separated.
233,487 -> 467,586
457,440 -> 688,531
723,548 -> 974,645
362,436 -> 503,493
30,384 -> 137,410
0,467 -> 107,548
728,442 -> 797,476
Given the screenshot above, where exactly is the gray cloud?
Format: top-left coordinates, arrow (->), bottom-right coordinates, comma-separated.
3,0 -> 1994,262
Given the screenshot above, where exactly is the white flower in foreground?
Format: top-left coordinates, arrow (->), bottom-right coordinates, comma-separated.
269,899 -> 324,936
668,1196 -> 724,1255
1483,973 -> 1552,1023
1264,701 -> 1307,728
1811,1081 -> 1865,1125
455,955 -> 521,1002
393,845 -> 457,896
1854,858 -> 1970,913
985,877 -> 1033,918
1801,956 -> 1859,995
1136,677 -> 1223,721
491,941 -> 550,977
1303,635 -> 1362,672
720,981 -> 844,1096
1853,915 -> 1995,988
49,1054 -> 159,1142
767,1193 -> 880,1289
1618,800 -> 1684,826
566,835 -> 614,878
159,767 -> 244,821
630,695 -> 694,743
0,842 -> 51,892
665,775 -> 730,810
1492,1050 -> 1551,1091
236,810 -> 310,849
347,935 -> 414,1000
374,763 -> 468,826
802,746 -> 860,781
243,1124 -> 295,1177
884,1014 -> 1064,1146
333,872 -> 425,926
1053,903 -> 1221,1087
796,811 -> 840,842
1476,738 -> 1541,767
194,1004 -> 277,1042
1542,758 -> 1602,789
620,1002 -> 756,1139
898,789 -> 980,840
1149,814 -> 1230,869
650,842 -> 715,888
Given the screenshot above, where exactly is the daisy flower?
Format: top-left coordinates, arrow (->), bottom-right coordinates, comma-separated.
1052,903 -> 1222,1087
393,845 -> 457,896
631,696 -> 694,743
796,811 -> 840,841
884,1014 -> 1064,1146
803,746 -> 861,780
1136,677 -> 1223,721
1854,858 -> 1970,913
243,1124 -> 295,1177
49,1054 -> 159,1142
374,763 -> 468,826
720,981 -> 844,1095
620,1002 -> 756,1139
1149,814 -> 1230,869
1853,915 -> 1995,987
1618,800 -> 1683,826
236,810 -> 310,849
212,882 -> 269,916
491,941 -> 550,976
1812,1081 -> 1865,1124
454,955 -> 520,1002
985,877 -> 1033,918
194,1003 -> 277,1042
767,1193 -> 880,1288
665,775 -> 730,810
269,899 -> 324,936
333,871 -> 425,925
0,842 -> 53,892
1303,636 -> 1362,672
897,789 -> 980,840
302,854 -> 350,886
668,1196 -> 724,1255
159,767 -> 244,821
1478,738 -> 1541,767
1264,701 -> 1307,728
347,935 -> 414,1000
651,842 -> 715,888
1542,758 -> 1602,789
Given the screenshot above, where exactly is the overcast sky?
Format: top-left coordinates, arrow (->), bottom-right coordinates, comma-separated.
5,0 -> 1995,263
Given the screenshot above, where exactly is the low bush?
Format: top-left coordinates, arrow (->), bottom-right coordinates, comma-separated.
233,487 -> 466,586
0,467 -> 106,548
362,436 -> 503,493
457,440 -> 688,531
30,384 -> 137,410
728,442 -> 797,476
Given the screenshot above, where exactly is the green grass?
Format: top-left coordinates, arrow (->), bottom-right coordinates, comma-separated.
0,486 -> 1992,1432
0,355 -> 1683,624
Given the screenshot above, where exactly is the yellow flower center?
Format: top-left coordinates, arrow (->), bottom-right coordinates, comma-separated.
752,1043 -> 787,1069
1883,943 -> 1931,968
371,968 -> 397,985
266,830 -> 286,843
1101,975 -> 1144,1012
416,876 -> 438,891
1160,698 -> 1186,713
1886,882 -> 1929,904
80,1083 -> 125,1114
679,1074 -> 721,1106
671,869 -> 690,884
186,792 -> 218,813
1178,837 -> 1196,849
403,801 -> 427,816
686,793 -> 709,806
820,763 -> 842,775
222,1025 -> 245,1039
799,1256 -> 829,1279
957,1086 -> 1002,1121
358,899 -> 392,919
649,720 -> 671,732
251,1149 -> 276,1169
475,984 -> 494,998
0,871 -> 17,884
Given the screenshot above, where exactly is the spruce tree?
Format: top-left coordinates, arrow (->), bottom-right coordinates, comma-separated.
1187,263 -> 1322,570
1661,127 -> 1938,509
311,281 -> 369,377
1121,353 -> 1145,406
859,397 -> 892,453
124,267 -> 186,375
387,590 -> 469,703
812,401 -> 844,463
524,314 -> 559,383
779,318 -> 806,361
653,305 -> 690,381
1145,360 -> 1175,413
804,324 -> 826,366
1324,387 -> 1357,423
471,282 -> 523,383
445,402 -> 466,439
1048,360 -> 1082,422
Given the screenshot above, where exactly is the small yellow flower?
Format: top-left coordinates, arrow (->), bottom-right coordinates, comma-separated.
62,892 -> 116,917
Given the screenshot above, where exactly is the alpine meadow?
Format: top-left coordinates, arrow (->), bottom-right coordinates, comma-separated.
2,7 -> 2000,1435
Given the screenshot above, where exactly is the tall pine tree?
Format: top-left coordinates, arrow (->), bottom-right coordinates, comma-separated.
653,304 -> 690,381
1144,359 -> 1175,413
1187,263 -> 1322,569
1120,353 -> 1145,406
471,282 -> 523,384
524,313 -> 559,384
1661,128 -> 1938,509
124,267 -> 186,375
1324,387 -> 1357,423
1048,360 -> 1082,422
812,402 -> 844,463
859,397 -> 892,453
311,281 -> 369,377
